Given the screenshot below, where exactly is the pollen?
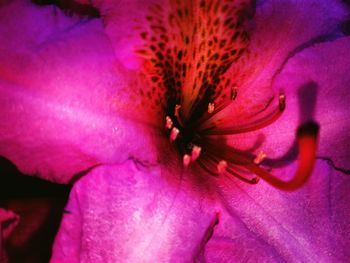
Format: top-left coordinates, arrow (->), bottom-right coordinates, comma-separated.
208,103 -> 215,114
183,154 -> 191,168
170,127 -> 180,141
165,116 -> 173,129
254,151 -> 267,165
191,145 -> 202,161
217,160 -> 227,174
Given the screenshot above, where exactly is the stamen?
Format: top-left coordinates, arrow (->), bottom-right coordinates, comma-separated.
208,103 -> 215,114
200,151 -> 259,183
197,159 -> 219,177
183,154 -> 191,168
254,151 -> 267,164
192,99 -> 233,128
174,104 -> 185,126
174,104 -> 181,118
279,94 -> 286,111
246,122 -> 319,191
191,145 -> 202,161
170,127 -> 180,141
165,116 -> 173,129
217,160 -> 228,174
206,139 -> 252,166
201,94 -> 286,135
226,166 -> 260,184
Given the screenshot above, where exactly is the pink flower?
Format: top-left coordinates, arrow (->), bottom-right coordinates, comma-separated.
0,0 -> 349,262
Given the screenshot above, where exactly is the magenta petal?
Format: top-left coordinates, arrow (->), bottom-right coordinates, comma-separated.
0,1 -> 159,183
206,160 -> 350,262
229,0 -> 348,88
218,0 -> 348,123
74,0 -> 167,70
216,38 -> 350,261
51,161 -> 218,262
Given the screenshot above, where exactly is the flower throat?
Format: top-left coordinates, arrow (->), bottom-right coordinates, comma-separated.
135,0 -> 319,190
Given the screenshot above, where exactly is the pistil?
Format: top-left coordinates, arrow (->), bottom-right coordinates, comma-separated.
246,122 -> 319,191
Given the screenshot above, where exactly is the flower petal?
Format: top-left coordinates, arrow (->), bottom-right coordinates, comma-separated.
0,1 -> 159,183
229,0 -> 347,93
206,159 -> 350,262
51,160 -> 219,262
211,0 -> 348,128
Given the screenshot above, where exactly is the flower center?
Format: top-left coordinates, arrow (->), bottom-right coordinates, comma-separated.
164,95 -> 286,180
135,0 -> 319,190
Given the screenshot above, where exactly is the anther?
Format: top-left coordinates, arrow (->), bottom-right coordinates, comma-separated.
217,160 -> 228,174
170,127 -> 180,141
183,154 -> 191,168
279,94 -> 286,111
165,116 -> 173,129
191,145 -> 202,161
251,177 -> 260,184
254,151 -> 267,164
175,104 -> 181,118
208,103 -> 215,113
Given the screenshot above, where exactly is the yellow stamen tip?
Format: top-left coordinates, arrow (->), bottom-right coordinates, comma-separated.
175,104 -> 181,117
165,116 -> 173,129
183,154 -> 191,168
208,103 -> 215,113
170,127 -> 180,141
217,160 -> 227,174
254,151 -> 267,164
191,145 -> 202,161
279,94 -> 286,111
